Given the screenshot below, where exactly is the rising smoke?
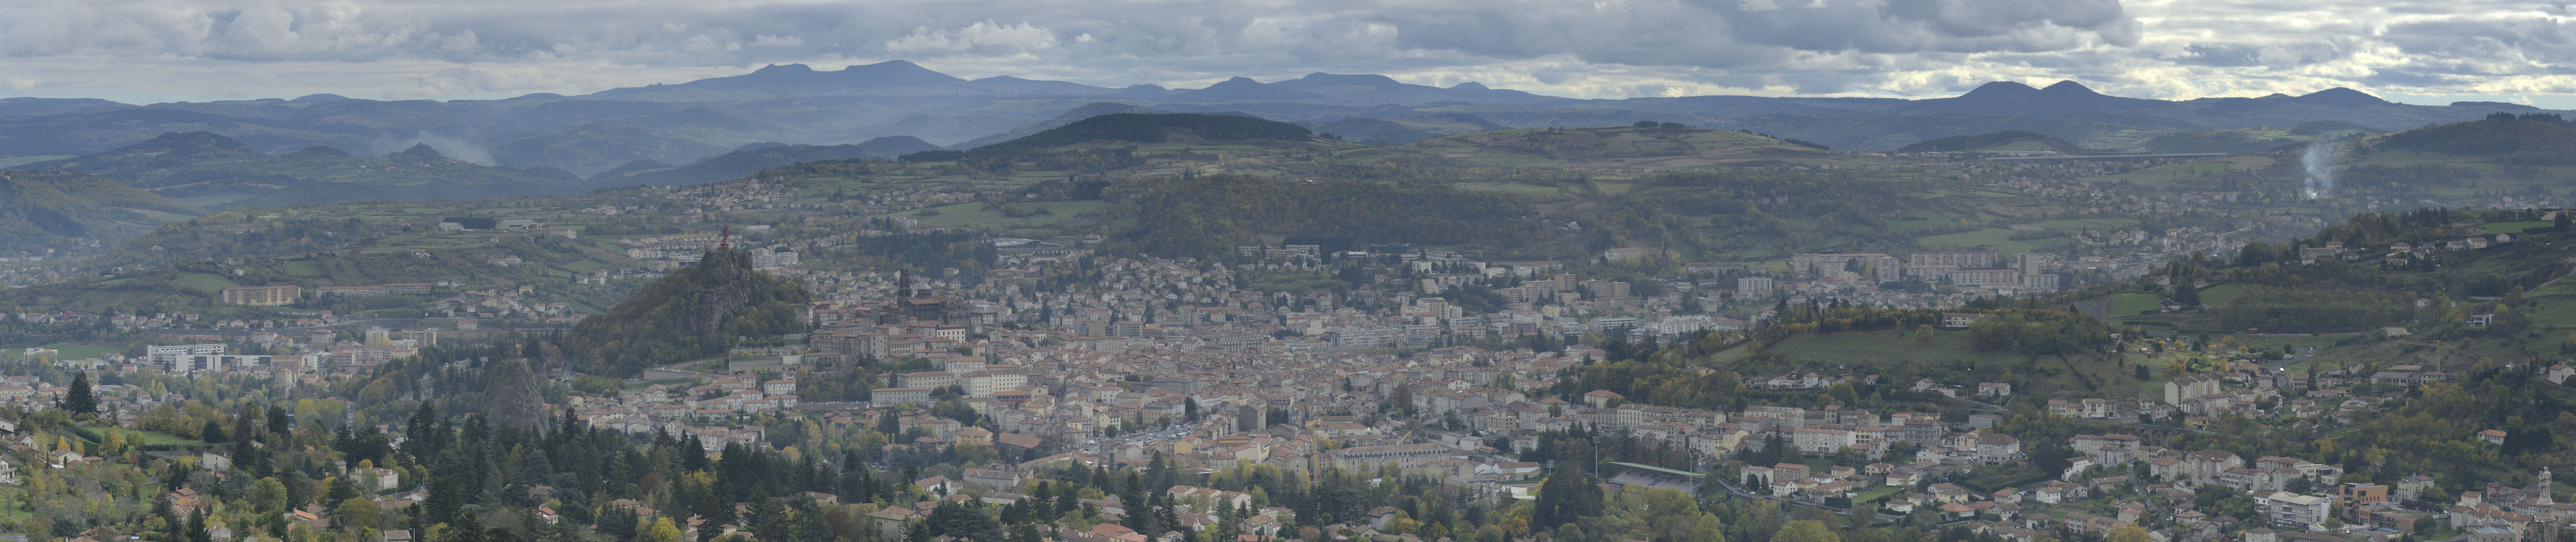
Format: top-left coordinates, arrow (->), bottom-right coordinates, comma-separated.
2301,140 -> 2337,199
365,130 -> 496,166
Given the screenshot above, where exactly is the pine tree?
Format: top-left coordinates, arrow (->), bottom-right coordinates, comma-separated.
61,372 -> 95,414
187,508 -> 211,542
1532,471 -> 1602,530
748,497 -> 787,541
327,476 -> 359,508
792,497 -> 833,542
696,513 -> 727,542
407,402 -> 442,461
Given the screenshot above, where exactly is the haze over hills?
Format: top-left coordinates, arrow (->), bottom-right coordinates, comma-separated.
586,136 -> 940,187
0,61 -> 2555,181
0,169 -> 201,253
21,131 -> 587,208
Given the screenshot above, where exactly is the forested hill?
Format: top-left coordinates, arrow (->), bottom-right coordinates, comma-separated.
935,113 -> 1314,160
587,136 -> 942,187
0,169 -> 201,253
2210,207 -> 2569,335
1894,130 -> 2080,153
2372,112 -> 2576,165
562,248 -> 810,376
14,131 -> 588,208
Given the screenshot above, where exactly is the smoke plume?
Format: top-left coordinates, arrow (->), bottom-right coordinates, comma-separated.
2301,140 -> 2337,199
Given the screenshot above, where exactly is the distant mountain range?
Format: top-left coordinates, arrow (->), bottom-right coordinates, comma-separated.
2,60 -> 2552,178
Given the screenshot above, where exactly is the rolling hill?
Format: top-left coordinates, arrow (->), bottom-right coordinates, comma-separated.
2309,114 -> 2576,196
1311,113 -> 1509,144
937,112 -> 1317,161
587,136 -> 941,187
1895,130 -> 2084,153
948,102 -> 1165,149
1394,125 -> 1849,168
0,169 -> 201,253
17,131 -> 588,207
0,62 -> 2550,183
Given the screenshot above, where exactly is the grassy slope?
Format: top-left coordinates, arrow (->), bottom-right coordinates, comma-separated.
38,343 -> 123,360
1395,126 -> 1863,169
1746,329 -> 2156,396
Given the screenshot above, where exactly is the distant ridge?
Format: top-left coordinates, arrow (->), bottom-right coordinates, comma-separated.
0,57 -> 2552,170
592,136 -> 940,186
949,112 -> 1313,159
1165,76 -> 1331,102
951,102 -> 1167,149
385,143 -> 448,162
1896,130 -> 2081,153
2293,88 -> 2392,107
12,130 -> 589,206
1958,82 -> 2042,99
2039,81 -> 2105,97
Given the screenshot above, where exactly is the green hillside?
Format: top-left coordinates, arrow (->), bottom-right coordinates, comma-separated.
1896,130 -> 2082,153
945,112 -> 1316,159
2093,208 -> 2576,372
1394,125 -> 1859,169
1536,206 -> 2576,418
0,169 -> 202,253
20,131 -> 586,207
2373,113 -> 2576,166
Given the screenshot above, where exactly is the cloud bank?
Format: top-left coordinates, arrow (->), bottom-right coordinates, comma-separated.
0,0 -> 2568,106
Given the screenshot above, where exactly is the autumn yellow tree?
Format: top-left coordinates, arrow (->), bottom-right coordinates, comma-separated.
1775,520 -> 1839,542
336,498 -> 381,531
645,517 -> 685,542
2109,524 -> 2150,542
1496,505 -> 1533,537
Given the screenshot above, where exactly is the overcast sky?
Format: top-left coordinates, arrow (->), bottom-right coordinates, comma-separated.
4,0 -> 2572,107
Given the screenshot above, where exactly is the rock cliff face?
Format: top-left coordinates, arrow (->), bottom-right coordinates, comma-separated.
565,248 -> 810,376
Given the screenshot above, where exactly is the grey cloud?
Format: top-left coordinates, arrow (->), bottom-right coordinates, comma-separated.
2361,69 -> 2458,87
0,0 -> 2137,71
2381,18 -> 2576,69
0,0 -> 2569,107
2174,41 -> 2355,67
